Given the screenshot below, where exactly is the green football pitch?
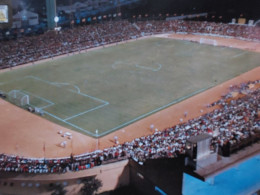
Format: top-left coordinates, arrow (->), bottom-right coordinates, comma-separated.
0,37 -> 259,137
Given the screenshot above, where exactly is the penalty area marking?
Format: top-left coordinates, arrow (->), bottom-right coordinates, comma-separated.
26,76 -> 109,105
1,76 -> 109,137
25,75 -> 110,121
52,82 -> 81,94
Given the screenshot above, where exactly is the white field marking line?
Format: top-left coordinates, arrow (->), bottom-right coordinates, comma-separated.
43,110 -> 97,137
19,90 -> 55,109
231,51 -> 249,58
64,102 -> 109,121
26,76 -> 109,105
9,90 -> 97,136
19,90 -> 54,105
24,75 -> 109,128
98,85 -> 213,136
68,88 -> 109,105
0,78 -> 55,109
112,61 -> 126,69
135,63 -> 162,72
52,82 -> 81,93
39,104 -> 55,109
9,89 -> 28,98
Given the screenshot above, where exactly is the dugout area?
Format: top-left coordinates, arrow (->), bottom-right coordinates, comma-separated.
0,37 -> 259,137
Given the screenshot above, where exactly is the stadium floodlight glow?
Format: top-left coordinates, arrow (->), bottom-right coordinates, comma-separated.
54,16 -> 59,23
54,16 -> 59,28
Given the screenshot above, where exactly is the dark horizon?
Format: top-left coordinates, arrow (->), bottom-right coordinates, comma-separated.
11,0 -> 260,20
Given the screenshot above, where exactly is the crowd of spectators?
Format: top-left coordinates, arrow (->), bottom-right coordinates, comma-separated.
0,80 -> 259,173
0,19 -> 260,69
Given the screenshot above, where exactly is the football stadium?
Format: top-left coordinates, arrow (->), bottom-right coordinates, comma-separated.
0,0 -> 260,194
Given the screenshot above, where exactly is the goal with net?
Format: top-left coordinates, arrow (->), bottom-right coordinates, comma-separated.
199,38 -> 218,46
8,90 -> 30,107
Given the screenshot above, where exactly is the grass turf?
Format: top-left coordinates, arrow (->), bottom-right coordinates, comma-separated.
0,37 -> 259,137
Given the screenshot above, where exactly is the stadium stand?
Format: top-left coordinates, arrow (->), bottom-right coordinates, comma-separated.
0,20 -> 260,69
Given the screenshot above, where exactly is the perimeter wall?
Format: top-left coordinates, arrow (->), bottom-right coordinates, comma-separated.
0,157 -> 185,195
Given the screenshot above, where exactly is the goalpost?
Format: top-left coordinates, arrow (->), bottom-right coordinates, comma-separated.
199,38 -> 218,46
8,90 -> 30,107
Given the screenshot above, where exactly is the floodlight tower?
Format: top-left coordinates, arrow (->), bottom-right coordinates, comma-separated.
116,0 -> 121,17
46,0 -> 57,29
69,0 -> 74,28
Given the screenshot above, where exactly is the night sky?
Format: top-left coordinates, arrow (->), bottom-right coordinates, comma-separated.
11,0 -> 260,20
